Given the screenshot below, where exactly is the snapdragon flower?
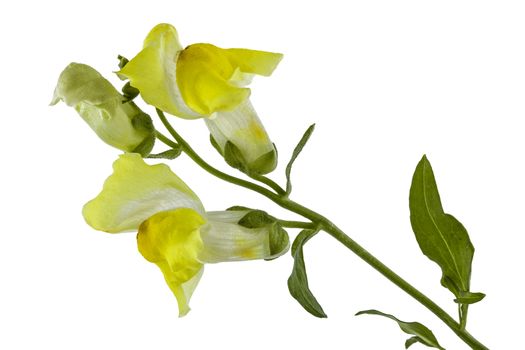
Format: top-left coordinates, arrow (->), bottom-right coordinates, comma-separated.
83,153 -> 288,316
118,24 -> 282,174
51,63 -> 155,156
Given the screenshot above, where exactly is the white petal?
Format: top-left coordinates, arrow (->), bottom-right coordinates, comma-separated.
198,211 -> 277,263
205,99 -> 274,164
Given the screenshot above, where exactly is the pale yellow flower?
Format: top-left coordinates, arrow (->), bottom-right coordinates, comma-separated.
119,24 -> 282,174
51,63 -> 155,155
83,153 -> 288,315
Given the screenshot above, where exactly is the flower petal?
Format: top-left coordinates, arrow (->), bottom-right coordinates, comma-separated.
83,153 -> 204,233
119,23 -> 202,119
225,48 -> 283,77
176,44 -> 282,116
176,43 -> 251,115
137,208 -> 206,316
51,63 -> 155,154
206,99 -> 277,174
199,211 -> 288,263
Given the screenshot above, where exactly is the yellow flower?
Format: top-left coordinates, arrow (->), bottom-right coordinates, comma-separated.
83,153 -> 288,316
51,63 -> 155,156
119,24 -> 282,174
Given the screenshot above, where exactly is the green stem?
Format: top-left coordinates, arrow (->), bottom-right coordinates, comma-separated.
277,219 -> 316,229
249,173 -> 287,195
156,109 -> 488,350
156,130 -> 179,149
157,110 -> 278,200
460,304 -> 469,330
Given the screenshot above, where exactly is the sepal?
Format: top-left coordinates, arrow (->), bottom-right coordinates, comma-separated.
205,100 -> 277,175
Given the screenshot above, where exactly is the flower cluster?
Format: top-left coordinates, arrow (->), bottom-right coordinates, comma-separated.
52,23 -> 287,315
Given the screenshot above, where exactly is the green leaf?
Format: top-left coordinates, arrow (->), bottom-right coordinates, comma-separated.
224,141 -> 248,172
454,291 -> 486,305
405,337 -> 419,348
117,54 -> 129,69
116,55 -> 130,81
122,82 -> 140,102
356,309 -> 445,350
285,124 -> 315,196
409,155 -> 480,300
287,229 -> 326,318
146,147 -> 182,160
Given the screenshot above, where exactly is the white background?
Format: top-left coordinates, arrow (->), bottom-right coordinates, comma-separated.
1,1 -> 524,349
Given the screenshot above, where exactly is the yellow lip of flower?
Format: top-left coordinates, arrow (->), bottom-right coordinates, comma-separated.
51,63 -> 155,156
83,153 -> 288,316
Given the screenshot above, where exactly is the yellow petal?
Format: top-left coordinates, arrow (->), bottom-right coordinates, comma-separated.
225,48 -> 283,77
137,208 -> 206,316
83,153 -> 204,233
118,24 -> 202,119
176,43 -> 250,115
176,43 -> 282,116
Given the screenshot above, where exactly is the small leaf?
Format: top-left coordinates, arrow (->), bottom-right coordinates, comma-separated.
146,147 -> 182,160
122,82 -> 140,102
405,336 -> 419,348
116,55 -> 130,80
117,54 -> 129,69
409,155 -> 481,300
285,124 -> 315,196
454,291 -> 486,305
287,229 -> 326,318
238,210 -> 275,228
224,141 -> 248,172
356,309 -> 445,350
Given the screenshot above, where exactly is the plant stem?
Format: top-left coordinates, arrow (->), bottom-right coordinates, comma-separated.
249,172 -> 287,195
155,109 -> 488,350
460,304 -> 469,330
277,219 -> 317,229
156,130 -> 179,149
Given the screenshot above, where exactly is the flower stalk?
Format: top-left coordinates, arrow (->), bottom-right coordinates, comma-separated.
156,109 -> 489,350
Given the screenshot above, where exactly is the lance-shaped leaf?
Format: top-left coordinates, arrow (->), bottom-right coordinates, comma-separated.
356,309 -> 445,349
287,229 -> 326,318
285,124 -> 315,196
409,155 -> 482,301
